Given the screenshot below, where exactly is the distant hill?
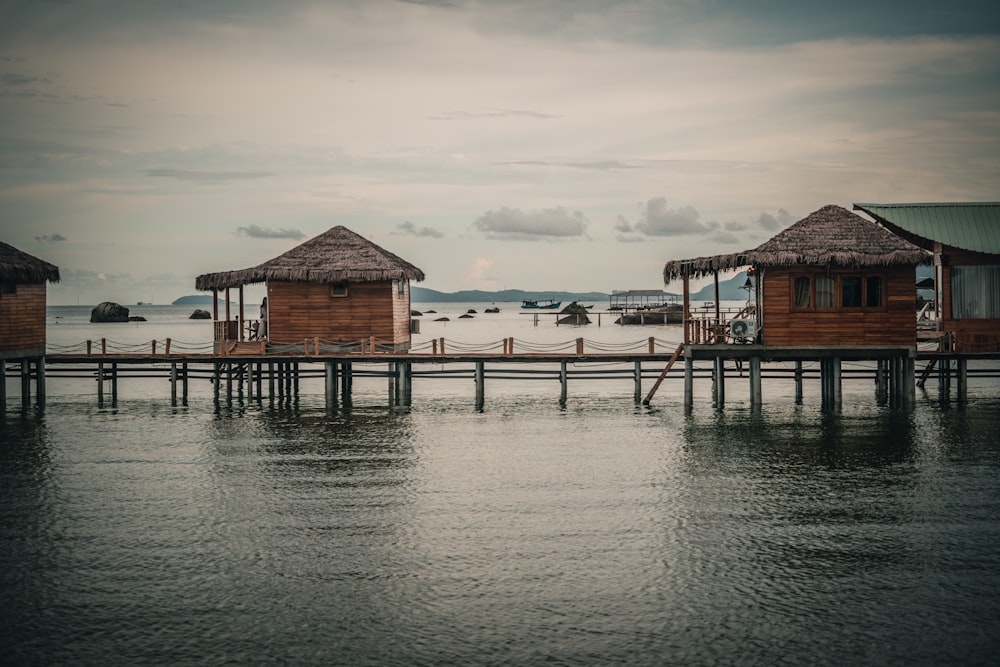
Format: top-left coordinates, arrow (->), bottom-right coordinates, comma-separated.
172,295 -> 234,306
412,287 -> 610,304
689,271 -> 753,301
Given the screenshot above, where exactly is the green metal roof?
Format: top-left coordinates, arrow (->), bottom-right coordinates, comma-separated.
853,202 -> 1000,255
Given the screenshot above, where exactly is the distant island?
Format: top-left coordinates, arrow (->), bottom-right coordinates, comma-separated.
412,287 -> 610,304
172,295 -> 235,306
169,272 -> 756,307
412,271 -> 754,303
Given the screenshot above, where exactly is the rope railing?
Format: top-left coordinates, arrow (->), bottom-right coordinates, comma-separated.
47,335 -> 691,357
46,338 -> 215,355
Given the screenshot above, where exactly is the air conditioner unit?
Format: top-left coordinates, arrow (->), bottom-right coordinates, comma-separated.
729,319 -> 757,340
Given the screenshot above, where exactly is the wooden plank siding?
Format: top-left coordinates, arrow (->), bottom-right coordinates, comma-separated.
938,246 -> 1000,352
760,267 -> 916,347
266,280 -> 412,350
0,282 -> 47,358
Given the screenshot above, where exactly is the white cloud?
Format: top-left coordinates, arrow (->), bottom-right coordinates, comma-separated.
473,206 -> 589,240
235,225 -> 305,239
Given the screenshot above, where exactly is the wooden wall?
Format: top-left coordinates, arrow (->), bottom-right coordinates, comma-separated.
266,280 -> 412,349
0,282 -> 47,358
939,246 -> 1000,352
760,266 -> 916,347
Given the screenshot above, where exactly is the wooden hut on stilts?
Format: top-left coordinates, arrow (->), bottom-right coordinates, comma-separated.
0,241 -> 60,407
195,226 -> 425,355
650,205 -> 931,408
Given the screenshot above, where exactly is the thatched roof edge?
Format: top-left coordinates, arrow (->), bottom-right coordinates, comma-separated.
662,205 -> 930,284
194,225 -> 426,291
196,266 -> 425,291
0,242 -> 61,284
663,253 -> 748,284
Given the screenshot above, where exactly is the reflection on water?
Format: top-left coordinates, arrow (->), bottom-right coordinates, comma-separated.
2,395 -> 1000,665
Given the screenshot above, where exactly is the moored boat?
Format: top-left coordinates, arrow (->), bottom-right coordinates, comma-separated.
521,299 -> 561,309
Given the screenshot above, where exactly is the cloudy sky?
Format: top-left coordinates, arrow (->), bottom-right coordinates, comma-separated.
2,0 -> 999,305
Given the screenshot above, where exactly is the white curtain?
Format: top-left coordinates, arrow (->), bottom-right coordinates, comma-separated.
952,266 -> 1000,319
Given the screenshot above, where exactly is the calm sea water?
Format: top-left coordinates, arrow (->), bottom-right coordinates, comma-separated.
3,305 -> 1000,665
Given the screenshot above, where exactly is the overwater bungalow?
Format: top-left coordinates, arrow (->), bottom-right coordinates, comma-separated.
662,205 -> 930,346
0,241 -> 60,361
853,202 -> 1000,353
195,226 -> 425,354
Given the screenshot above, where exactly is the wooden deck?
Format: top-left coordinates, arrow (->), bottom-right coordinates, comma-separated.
3,346 -> 999,411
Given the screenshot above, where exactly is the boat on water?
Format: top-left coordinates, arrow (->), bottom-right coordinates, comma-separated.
521,299 -> 561,309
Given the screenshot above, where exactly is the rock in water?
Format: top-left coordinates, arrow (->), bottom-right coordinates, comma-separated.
90,301 -> 130,323
190,309 -> 212,319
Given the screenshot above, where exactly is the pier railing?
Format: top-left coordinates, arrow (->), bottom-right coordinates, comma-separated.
46,335 -> 684,358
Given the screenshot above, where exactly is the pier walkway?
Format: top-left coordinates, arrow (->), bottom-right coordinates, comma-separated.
5,342 -> 999,411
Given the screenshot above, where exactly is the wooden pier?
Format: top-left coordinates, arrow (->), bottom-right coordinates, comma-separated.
4,346 -> 999,411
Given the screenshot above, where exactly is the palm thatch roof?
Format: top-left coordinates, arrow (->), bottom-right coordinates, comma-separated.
0,242 -> 60,283
196,226 -> 425,291
663,205 -> 929,283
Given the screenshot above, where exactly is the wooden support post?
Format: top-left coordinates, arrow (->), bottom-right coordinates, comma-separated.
388,363 -> 397,406
111,362 -> 118,404
97,361 -> 105,404
749,356 -> 761,405
439,338 -> 445,355
475,360 -> 485,409
682,275 -> 691,344
822,357 -> 842,408
576,338 -> 584,355
213,362 -> 220,401
648,337 -> 655,354
152,340 -> 157,355
292,362 -> 299,396
226,361 -> 233,398
643,344 -> 684,406
956,357 -> 967,402
905,354 -> 916,407
87,340 -> 92,355
35,358 -> 45,408
165,338 -> 171,355
432,339 -> 438,355
937,357 -> 950,396
21,361 -> 30,410
238,285 -> 245,342
794,360 -> 803,404
102,338 -> 107,355
634,361 -> 642,403
0,360 -> 6,408
684,353 -> 693,408
559,360 -> 568,403
268,362 -> 275,398
876,360 -> 887,402
325,361 -> 335,404
341,361 -> 352,406
401,362 -> 412,406
712,356 -> 725,407
182,362 -> 189,404
170,362 -> 178,406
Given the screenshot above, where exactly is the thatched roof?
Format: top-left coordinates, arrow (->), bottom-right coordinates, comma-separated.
0,242 -> 60,283
663,205 -> 929,283
196,226 -> 425,291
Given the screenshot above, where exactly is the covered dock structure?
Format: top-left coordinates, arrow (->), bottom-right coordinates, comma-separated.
195,226 -> 425,354
654,205 -> 931,407
0,241 -> 60,407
